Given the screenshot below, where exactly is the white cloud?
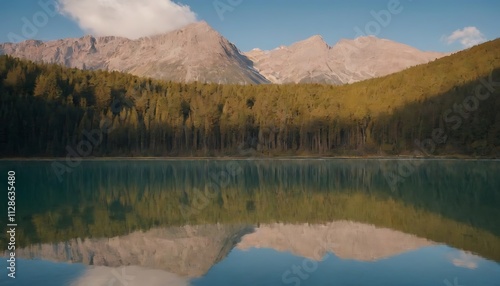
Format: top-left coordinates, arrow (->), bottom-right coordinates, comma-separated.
57,0 -> 197,39
443,26 -> 486,48
449,251 -> 480,270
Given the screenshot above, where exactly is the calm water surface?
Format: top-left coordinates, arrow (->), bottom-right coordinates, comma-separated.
0,159 -> 499,286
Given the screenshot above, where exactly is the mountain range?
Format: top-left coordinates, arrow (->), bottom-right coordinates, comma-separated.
11,221 -> 434,278
0,21 -> 447,85
245,35 -> 445,84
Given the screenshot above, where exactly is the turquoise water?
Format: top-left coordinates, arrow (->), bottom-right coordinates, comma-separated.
0,159 -> 499,286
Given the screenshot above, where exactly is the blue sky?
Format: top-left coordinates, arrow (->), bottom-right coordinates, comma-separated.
0,0 -> 499,52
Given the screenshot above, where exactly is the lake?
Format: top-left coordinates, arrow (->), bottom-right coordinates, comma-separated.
1,159 -> 499,286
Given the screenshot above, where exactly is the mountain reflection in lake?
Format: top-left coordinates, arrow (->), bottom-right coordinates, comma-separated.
0,159 -> 499,286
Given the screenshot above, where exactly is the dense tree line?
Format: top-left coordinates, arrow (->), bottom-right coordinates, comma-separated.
0,39 -> 499,157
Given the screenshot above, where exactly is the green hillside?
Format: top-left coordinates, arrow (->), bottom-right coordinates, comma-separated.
0,39 -> 499,157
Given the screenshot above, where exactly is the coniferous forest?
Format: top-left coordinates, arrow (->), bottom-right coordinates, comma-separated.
1,39 -> 499,157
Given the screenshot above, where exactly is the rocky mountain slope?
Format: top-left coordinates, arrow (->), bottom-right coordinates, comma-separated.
12,224 -> 253,277
236,221 -> 435,261
11,221 -> 435,278
0,21 -> 446,85
245,35 -> 446,84
0,21 -> 268,84
72,265 -> 190,286
70,222 -> 437,286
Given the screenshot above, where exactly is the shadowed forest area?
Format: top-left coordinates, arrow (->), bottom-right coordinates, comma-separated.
0,39 -> 499,157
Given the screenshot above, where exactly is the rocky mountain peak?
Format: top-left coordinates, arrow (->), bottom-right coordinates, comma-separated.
0,21 -> 268,84
185,20 -> 213,31
290,34 -> 330,50
172,21 -> 222,40
303,35 -> 329,45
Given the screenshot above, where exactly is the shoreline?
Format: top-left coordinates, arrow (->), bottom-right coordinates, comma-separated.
1,155 -> 499,161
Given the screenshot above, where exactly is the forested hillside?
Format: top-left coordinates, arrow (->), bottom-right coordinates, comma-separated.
1,39 -> 499,157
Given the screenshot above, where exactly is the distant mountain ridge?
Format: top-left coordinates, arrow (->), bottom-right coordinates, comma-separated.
10,222 -> 434,277
0,21 -> 447,84
245,35 -> 446,84
236,221 -> 434,261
